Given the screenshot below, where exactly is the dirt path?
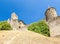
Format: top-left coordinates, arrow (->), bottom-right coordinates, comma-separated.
0,30 -> 60,44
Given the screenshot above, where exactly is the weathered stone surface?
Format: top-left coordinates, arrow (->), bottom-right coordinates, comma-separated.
45,7 -> 60,37
7,12 -> 27,30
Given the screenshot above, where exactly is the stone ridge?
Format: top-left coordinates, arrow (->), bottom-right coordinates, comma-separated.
7,12 -> 28,30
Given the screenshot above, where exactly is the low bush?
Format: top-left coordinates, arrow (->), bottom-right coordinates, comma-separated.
0,21 -> 12,30
28,20 -> 50,37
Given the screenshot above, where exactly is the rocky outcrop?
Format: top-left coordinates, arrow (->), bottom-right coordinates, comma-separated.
45,7 -> 60,37
7,12 -> 27,30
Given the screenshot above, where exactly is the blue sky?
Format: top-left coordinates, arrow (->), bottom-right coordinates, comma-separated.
0,0 -> 60,24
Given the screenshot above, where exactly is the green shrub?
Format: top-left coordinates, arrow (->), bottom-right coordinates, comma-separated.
0,21 -> 12,30
28,20 -> 50,37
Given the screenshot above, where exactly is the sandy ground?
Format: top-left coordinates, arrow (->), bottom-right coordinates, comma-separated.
0,30 -> 60,44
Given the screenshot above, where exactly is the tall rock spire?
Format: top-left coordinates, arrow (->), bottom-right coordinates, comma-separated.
11,12 -> 18,20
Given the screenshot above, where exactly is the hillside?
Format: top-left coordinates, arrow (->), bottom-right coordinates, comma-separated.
0,30 -> 60,44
